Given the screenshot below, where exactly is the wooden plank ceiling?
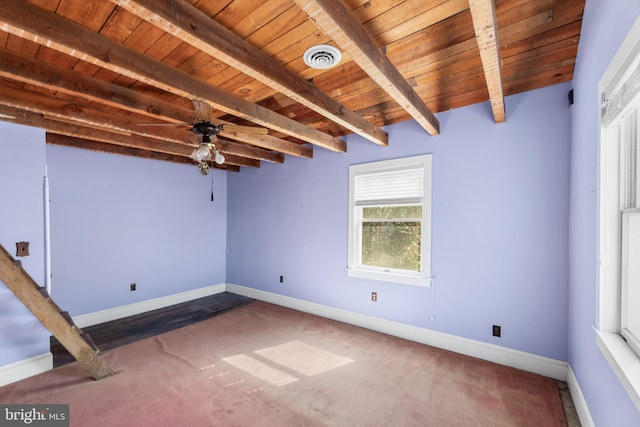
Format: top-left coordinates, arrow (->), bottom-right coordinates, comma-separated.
0,0 -> 584,172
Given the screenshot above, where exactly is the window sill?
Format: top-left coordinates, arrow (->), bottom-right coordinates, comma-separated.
596,328 -> 640,411
347,268 -> 430,287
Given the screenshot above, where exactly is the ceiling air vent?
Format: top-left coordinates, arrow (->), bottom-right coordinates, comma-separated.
303,45 -> 342,69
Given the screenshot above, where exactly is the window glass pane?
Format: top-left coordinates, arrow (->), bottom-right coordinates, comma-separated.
622,211 -> 640,357
363,206 -> 422,220
623,111 -> 638,208
361,220 -> 421,272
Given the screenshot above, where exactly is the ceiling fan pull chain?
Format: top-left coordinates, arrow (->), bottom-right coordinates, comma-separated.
211,178 -> 214,202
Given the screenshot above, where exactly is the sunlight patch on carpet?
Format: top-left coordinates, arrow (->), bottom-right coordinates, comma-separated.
222,354 -> 298,387
255,340 -> 353,376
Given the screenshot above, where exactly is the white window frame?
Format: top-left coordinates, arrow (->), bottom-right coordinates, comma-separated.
597,14 -> 640,412
347,154 -> 432,287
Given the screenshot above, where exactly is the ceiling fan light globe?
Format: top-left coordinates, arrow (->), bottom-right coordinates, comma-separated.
215,152 -> 225,164
191,144 -> 212,162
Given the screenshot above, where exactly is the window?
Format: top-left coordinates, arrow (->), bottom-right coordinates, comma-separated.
347,155 -> 432,286
597,15 -> 640,410
620,110 -> 640,357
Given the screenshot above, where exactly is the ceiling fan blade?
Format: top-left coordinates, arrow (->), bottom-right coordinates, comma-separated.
192,99 -> 213,122
221,124 -> 268,135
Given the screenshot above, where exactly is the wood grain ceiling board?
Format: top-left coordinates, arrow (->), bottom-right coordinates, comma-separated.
112,0 -> 387,146
0,0 -> 585,171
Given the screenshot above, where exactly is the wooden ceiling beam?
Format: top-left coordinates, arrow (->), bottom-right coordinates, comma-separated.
294,0 -> 440,136
215,139 -> 285,164
46,134 -> 194,167
217,128 -> 313,159
0,104 -> 192,157
0,81 -> 191,143
111,0 -> 388,147
468,0 -> 506,123
0,47 -> 193,123
0,47 -> 312,159
47,134 -> 241,171
0,0 -> 346,152
0,81 -> 280,163
0,103 -> 257,168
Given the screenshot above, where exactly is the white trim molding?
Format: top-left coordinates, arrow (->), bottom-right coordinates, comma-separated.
226,284 -> 568,381
596,13 -> 640,412
0,352 -> 52,387
596,328 -> 640,411
73,283 -> 227,328
567,364 -> 596,427
1,283 -> 571,393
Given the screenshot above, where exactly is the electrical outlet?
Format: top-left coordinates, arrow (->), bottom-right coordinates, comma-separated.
279,275 -> 284,283
130,283 -> 136,291
492,324 -> 501,337
371,292 -> 377,302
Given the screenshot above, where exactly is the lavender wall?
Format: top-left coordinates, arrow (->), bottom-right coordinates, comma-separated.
227,82 -> 571,361
0,122 -> 50,365
45,145 -> 227,316
569,1 -> 640,425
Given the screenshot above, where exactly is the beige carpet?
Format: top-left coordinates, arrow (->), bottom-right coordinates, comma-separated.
0,301 -> 569,426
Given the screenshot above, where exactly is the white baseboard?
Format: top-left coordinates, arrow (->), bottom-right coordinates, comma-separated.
73,283 -> 227,328
0,283 -> 572,392
567,365 -> 595,427
226,283 -> 569,381
0,352 -> 52,387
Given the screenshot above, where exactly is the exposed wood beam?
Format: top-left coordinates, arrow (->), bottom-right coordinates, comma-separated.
0,81 -> 281,163
215,139 -> 284,164
0,47 -> 313,159
46,134 -> 241,172
0,104 -> 259,168
0,0 -> 346,152
47,134 -> 192,166
217,129 -> 313,159
0,104 -> 190,156
0,47 -> 193,123
0,81 -> 189,143
294,0 -> 440,136
112,0 -> 388,147
468,0 -> 506,123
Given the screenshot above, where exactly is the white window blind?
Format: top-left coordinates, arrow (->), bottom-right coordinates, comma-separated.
602,43 -> 640,126
354,166 -> 424,206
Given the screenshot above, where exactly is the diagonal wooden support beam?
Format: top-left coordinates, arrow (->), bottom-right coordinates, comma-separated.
0,245 -> 113,380
294,0 -> 440,136
469,0 -> 506,123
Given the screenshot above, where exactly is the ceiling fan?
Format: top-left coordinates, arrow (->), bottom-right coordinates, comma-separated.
140,99 -> 268,175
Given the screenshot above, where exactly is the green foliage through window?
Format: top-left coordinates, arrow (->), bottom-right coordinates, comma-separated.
360,206 -> 422,272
